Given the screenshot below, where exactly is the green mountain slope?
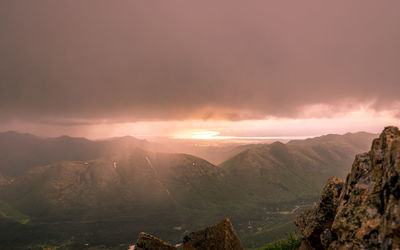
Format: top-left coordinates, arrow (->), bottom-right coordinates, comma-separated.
0,149 -> 244,248
0,201 -> 30,224
220,132 -> 377,204
3,149 -> 239,216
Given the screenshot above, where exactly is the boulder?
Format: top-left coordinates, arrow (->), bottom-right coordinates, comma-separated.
135,232 -> 177,250
183,218 -> 244,250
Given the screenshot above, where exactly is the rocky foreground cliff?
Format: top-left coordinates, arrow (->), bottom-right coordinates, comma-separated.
296,126 -> 400,249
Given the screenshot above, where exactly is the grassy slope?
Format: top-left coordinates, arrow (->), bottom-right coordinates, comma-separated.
220,132 -> 377,202
0,201 -> 30,224
260,233 -> 303,250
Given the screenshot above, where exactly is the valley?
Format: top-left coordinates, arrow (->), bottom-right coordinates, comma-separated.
0,131 -> 376,249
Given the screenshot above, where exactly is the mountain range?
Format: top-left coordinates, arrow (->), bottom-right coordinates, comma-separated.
0,131 -> 157,177
0,130 -> 377,249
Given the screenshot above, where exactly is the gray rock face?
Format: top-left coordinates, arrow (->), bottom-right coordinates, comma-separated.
135,232 -> 177,250
295,126 -> 400,249
183,218 -> 244,250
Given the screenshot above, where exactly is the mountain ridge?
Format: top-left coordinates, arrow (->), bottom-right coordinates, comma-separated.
0,130 -> 377,178
220,131 -> 377,204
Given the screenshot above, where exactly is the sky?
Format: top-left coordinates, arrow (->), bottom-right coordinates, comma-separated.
0,1 -> 399,140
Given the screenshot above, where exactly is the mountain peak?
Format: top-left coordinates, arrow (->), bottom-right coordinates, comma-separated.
382,126 -> 400,136
378,126 -> 400,146
268,140 -> 287,151
270,141 -> 285,146
371,125 -> 400,165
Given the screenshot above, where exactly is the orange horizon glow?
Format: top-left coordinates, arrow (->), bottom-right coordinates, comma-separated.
1,106 -> 399,141
172,130 -> 312,141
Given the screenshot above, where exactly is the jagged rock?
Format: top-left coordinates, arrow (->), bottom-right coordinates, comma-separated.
330,126 -> 400,249
135,232 -> 177,250
295,177 -> 344,248
296,126 -> 400,249
183,218 -> 244,250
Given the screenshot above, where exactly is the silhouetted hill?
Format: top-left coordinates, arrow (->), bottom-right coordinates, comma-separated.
0,131 -> 150,177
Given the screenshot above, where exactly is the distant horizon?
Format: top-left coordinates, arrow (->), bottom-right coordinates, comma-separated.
0,126 -> 381,144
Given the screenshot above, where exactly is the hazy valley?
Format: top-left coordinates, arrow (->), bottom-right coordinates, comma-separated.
0,131 -> 376,249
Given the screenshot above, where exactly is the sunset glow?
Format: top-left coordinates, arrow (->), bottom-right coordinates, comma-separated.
174,130 -> 225,140
2,106 -> 398,141
172,130 -> 314,141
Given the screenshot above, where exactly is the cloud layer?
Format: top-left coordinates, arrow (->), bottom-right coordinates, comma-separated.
1,1 -> 399,123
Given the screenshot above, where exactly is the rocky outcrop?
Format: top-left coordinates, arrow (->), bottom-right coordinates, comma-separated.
296,126 -> 400,249
134,218 -> 243,250
135,232 -> 177,250
183,218 -> 244,250
295,177 -> 344,248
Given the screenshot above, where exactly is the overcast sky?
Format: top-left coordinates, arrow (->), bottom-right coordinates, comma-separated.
0,1 -> 399,138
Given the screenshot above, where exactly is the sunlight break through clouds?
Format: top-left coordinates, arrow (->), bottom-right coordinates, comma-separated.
1,106 -> 397,140
172,130 -> 309,141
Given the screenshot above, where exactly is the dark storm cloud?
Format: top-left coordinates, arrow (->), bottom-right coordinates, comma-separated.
0,0 -> 399,122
